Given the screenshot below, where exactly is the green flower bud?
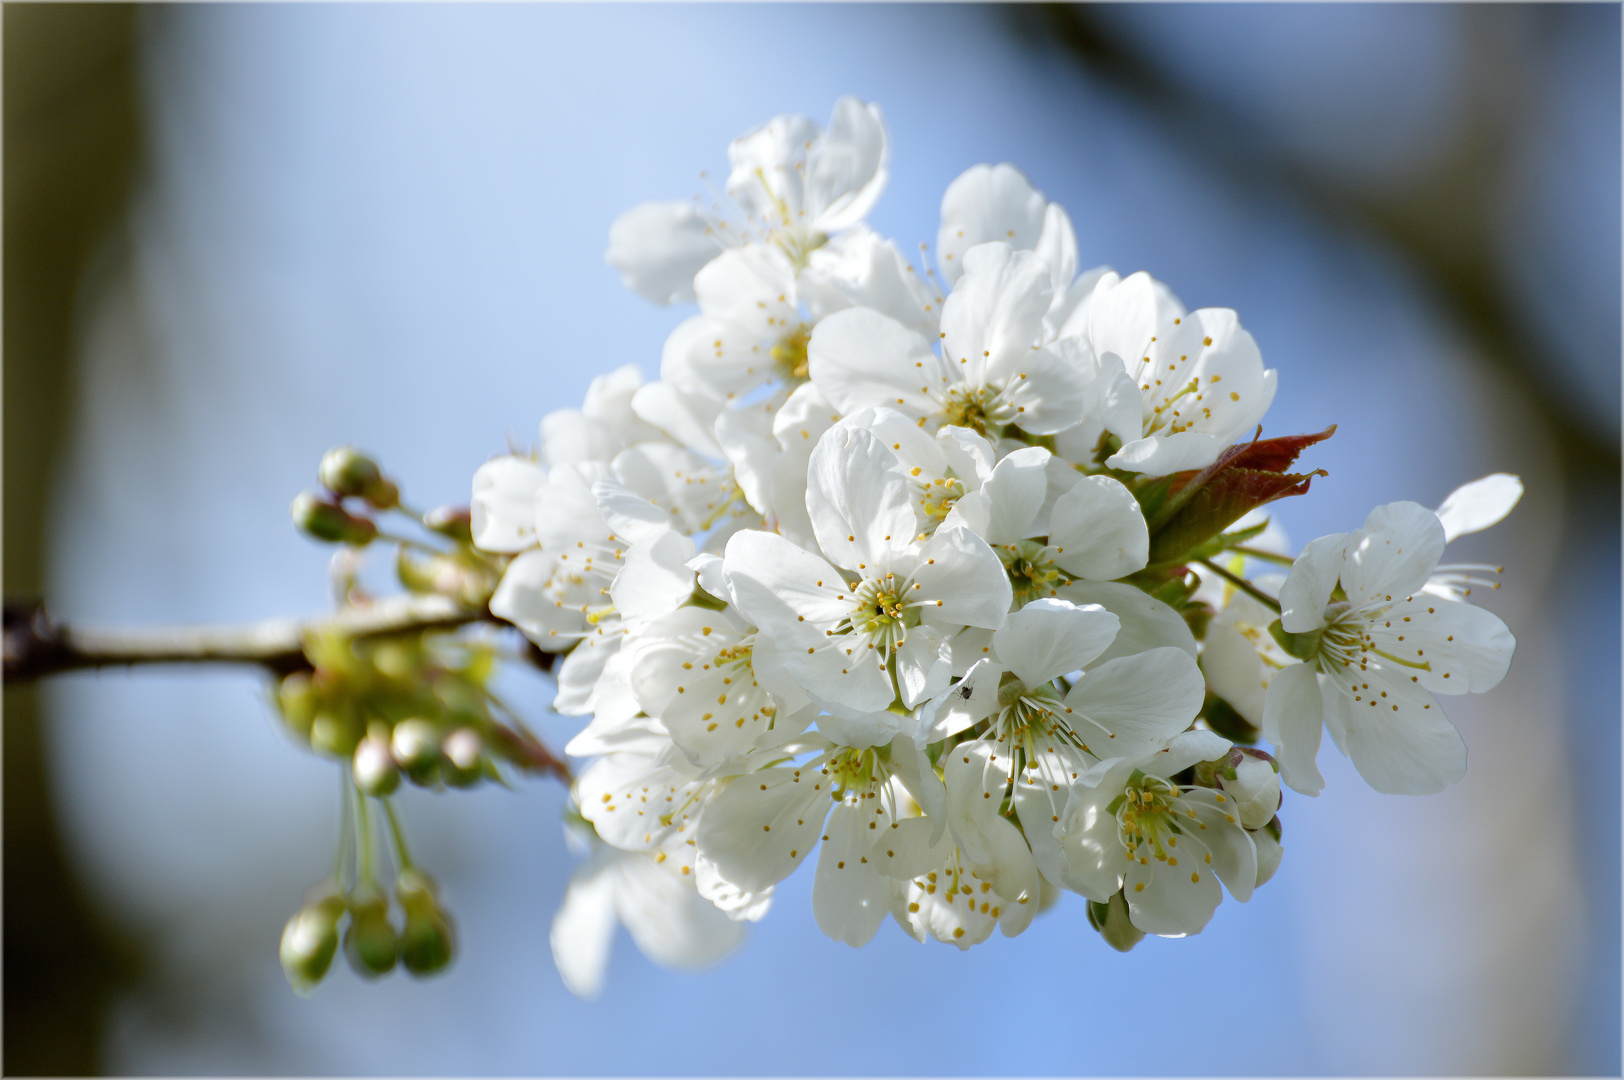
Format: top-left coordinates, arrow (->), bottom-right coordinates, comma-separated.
422,505 -> 474,544
400,907 -> 455,977
1218,746 -> 1282,831
1087,891 -> 1146,953
441,727 -> 485,788
391,718 -> 442,785
343,888 -> 398,979
276,671 -> 318,739
318,446 -> 399,510
396,869 -> 455,977
291,491 -> 377,546
310,706 -> 363,759
280,894 -> 345,994
352,732 -> 400,797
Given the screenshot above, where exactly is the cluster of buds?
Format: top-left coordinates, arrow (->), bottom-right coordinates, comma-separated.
292,447 -> 500,609
274,629 -> 506,790
271,444 -> 570,992
279,816 -> 456,992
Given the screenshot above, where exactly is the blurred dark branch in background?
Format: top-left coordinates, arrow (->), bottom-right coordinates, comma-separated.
5,6 -> 145,1074
1023,3 -> 1620,484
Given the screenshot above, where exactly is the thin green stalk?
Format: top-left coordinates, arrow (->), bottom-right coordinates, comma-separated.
381,798 -> 415,872
1196,558 -> 1282,614
1229,545 -> 1296,567
353,777 -> 376,887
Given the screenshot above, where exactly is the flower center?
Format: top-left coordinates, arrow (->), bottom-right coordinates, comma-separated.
917,475 -> 968,524
826,745 -> 890,798
770,323 -> 812,381
1144,376 -> 1204,437
1110,771 -> 1182,860
990,672 -> 1066,740
846,576 -> 920,651
940,383 -> 1016,438
998,540 -> 1068,606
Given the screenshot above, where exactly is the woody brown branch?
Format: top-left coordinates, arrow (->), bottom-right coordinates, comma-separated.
2,595 -> 553,682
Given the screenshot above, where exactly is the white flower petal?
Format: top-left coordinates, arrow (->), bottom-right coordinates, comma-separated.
1106,431 -> 1224,476
1279,533 -> 1349,634
1055,580 -> 1198,666
605,201 -> 716,306
1146,728 -> 1232,777
1435,473 -> 1522,541
1338,673 -> 1467,795
913,526 -> 1013,630
941,243 -> 1052,382
1064,647 -> 1205,760
614,854 -> 748,970
697,767 -> 829,893
1389,596 -> 1515,695
1200,624 -> 1268,726
806,306 -> 941,422
1048,475 -> 1150,580
1123,840 -> 1222,937
806,97 -> 889,232
812,799 -> 893,947
805,422 -> 919,568
1342,501 -> 1447,605
936,163 -> 1047,287
973,445 -> 1050,544
1175,788 -> 1258,902
550,853 -> 619,999
1261,661 -> 1326,796
471,456 -> 546,553
631,379 -> 725,461
993,598 -> 1119,689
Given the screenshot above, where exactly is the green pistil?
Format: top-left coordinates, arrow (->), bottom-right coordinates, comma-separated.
1113,772 -> 1183,861
940,385 -> 1015,439
770,323 -> 812,380
998,540 -> 1070,606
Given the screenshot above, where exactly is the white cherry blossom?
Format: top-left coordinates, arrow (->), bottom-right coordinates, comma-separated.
1424,472 -> 1522,602
934,163 -> 1106,338
809,242 -> 1097,441
551,820 -> 746,1000
1080,271 -> 1277,476
605,97 -> 889,310
723,424 -> 1011,716
1265,501 -> 1515,796
1059,729 -> 1256,937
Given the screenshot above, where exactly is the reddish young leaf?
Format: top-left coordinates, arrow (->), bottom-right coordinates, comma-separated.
1149,467 -> 1326,565
1143,426 -> 1335,565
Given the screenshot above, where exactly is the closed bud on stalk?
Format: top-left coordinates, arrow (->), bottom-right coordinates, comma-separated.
396,869 -> 455,977
291,491 -> 377,546
352,731 -> 400,797
280,892 -> 346,994
276,671 -> 318,739
1216,746 -> 1281,831
441,727 -> 485,788
392,718 -> 442,785
343,886 -> 398,978
318,446 -> 399,510
423,505 -> 474,544
310,704 -> 363,759
1087,891 -> 1145,953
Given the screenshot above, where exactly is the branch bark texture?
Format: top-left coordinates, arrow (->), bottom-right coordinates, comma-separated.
3,596 -> 491,682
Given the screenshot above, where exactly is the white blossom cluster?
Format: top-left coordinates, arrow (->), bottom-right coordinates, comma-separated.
467,99 -> 1519,997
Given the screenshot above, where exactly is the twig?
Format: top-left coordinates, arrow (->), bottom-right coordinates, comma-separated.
1194,559 -> 1283,614
486,721 -> 573,785
3,595 -> 491,682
